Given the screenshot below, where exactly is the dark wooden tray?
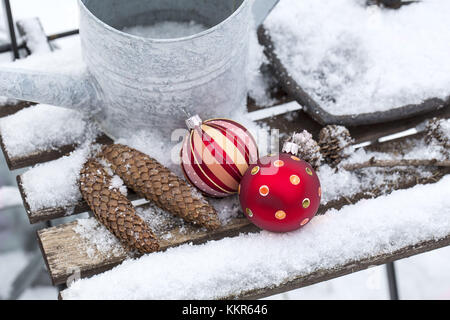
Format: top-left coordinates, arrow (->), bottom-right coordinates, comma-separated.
257,25 -> 449,126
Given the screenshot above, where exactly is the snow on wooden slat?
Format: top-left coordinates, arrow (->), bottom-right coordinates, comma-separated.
59,175 -> 450,299
16,175 -> 141,224
0,104 -> 113,170
1,97 -> 448,171
237,235 -> 450,300
18,130 -> 448,225
38,162 -> 449,286
38,216 -> 255,286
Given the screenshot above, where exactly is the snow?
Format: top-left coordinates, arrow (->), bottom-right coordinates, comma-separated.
247,4 -> 276,108
122,21 -> 208,39
109,175 -> 127,197
73,218 -> 125,259
0,186 -> 22,209
264,0 -> 450,115
136,204 -> 187,239
0,38 -> 85,76
0,97 -> 18,106
61,175 -> 450,299
0,104 -> 98,158
21,143 -> 98,211
73,198 -> 241,259
17,18 -> 51,54
9,0 -> 79,35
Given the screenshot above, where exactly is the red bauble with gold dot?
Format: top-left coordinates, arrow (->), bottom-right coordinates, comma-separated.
238,153 -> 321,233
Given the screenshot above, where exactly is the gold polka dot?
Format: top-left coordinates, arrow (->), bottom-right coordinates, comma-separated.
305,167 -> 313,176
290,175 -> 300,185
238,184 -> 241,195
275,210 -> 286,220
259,185 -> 269,196
291,156 -> 300,161
274,160 -> 284,167
318,187 -> 321,197
251,166 -> 260,175
302,198 -> 311,208
246,208 -> 253,218
300,218 -> 309,226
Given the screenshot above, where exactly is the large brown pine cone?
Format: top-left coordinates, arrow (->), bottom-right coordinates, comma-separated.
319,125 -> 354,167
100,144 -> 221,230
80,159 -> 160,254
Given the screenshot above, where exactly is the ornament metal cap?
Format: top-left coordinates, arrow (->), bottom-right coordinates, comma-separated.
185,115 -> 203,130
282,141 -> 299,155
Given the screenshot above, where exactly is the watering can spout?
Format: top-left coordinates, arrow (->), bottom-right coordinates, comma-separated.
0,67 -> 99,111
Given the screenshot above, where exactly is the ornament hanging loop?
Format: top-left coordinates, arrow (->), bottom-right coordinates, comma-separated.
185,114 -> 203,130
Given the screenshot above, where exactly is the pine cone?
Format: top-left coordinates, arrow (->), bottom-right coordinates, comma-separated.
319,125 -> 354,167
100,144 -> 221,230
426,118 -> 449,157
287,131 -> 322,170
79,159 -> 160,254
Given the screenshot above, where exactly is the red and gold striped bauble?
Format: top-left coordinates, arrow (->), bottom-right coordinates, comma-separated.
181,115 -> 258,198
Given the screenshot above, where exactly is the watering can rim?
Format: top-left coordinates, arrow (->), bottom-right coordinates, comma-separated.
78,0 -> 251,43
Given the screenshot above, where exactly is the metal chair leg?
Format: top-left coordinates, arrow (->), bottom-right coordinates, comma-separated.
7,250 -> 45,300
386,262 -> 399,300
2,0 -> 20,60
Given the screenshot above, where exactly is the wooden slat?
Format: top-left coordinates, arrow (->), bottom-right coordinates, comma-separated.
234,235 -> 450,299
2,97 -> 448,171
16,175 -> 141,224
38,163 -> 449,286
19,130 -> 447,224
0,101 -> 33,118
1,133 -> 112,171
38,216 -> 257,285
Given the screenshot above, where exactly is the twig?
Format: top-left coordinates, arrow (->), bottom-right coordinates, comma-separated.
343,158 -> 450,171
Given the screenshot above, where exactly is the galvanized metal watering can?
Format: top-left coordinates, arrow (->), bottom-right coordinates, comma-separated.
0,0 -> 277,139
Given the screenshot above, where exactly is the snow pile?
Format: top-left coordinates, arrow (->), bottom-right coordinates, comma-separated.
61,175 -> 450,299
0,186 -> 22,210
122,21 -> 207,39
73,218 -> 125,259
264,0 -> 450,115
0,104 -> 98,158
21,144 -> 97,211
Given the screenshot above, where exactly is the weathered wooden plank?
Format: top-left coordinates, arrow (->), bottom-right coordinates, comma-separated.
0,101 -> 33,118
38,162 -> 449,286
2,97 -> 448,171
348,102 -> 450,144
38,216 -> 256,285
1,133 -> 112,171
234,235 -> 450,300
19,131 -> 447,225
16,175 -> 140,224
